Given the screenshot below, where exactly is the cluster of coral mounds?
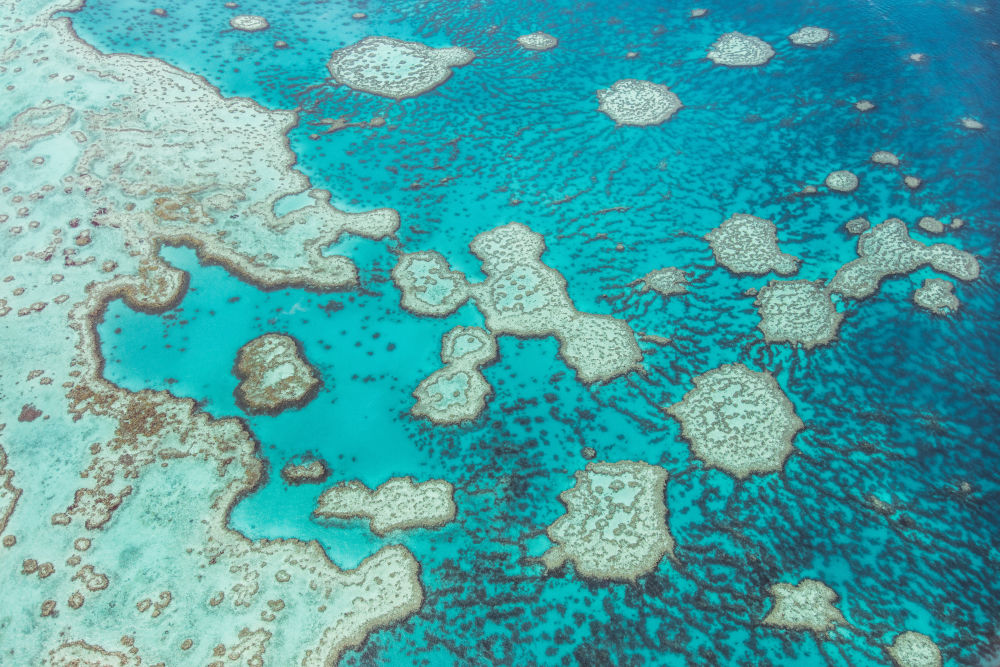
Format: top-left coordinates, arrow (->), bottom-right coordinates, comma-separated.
516,31 -> 558,51
326,36 -> 475,100
314,477 -> 456,536
828,219 -> 980,300
886,631 -> 943,667
391,251 -> 470,317
640,267 -> 689,296
229,15 -> 269,31
753,280 -> 843,348
233,333 -> 321,416
596,79 -> 683,126
541,461 -> 674,582
705,214 -> 801,276
412,326 -> 498,425
788,26 -> 832,46
762,579 -> 848,632
913,278 -> 960,315
280,455 -> 331,485
469,223 -> 643,384
707,32 -> 775,66
825,169 -> 860,192
666,364 -> 803,478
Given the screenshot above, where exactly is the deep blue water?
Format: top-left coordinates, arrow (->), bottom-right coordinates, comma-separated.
74,0 -> 999,664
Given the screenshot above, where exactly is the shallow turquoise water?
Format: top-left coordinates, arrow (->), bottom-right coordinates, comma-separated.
76,0 -> 1000,664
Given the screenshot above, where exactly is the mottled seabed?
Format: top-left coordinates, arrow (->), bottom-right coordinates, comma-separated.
0,0 -> 998,665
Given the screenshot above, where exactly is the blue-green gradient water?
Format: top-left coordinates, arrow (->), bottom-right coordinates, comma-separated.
74,0 -> 999,664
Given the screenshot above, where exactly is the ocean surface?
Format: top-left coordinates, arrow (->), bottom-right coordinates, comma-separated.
66,0 -> 999,663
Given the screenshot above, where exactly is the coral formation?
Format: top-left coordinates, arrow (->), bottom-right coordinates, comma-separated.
229,15 -> 269,31
597,79 -> 683,126
762,579 -> 848,632
872,151 -> 900,166
392,251 -> 470,317
640,267 -> 688,296
913,278 -> 959,315
314,477 -> 456,536
233,333 -> 321,416
754,280 -> 843,348
666,364 -> 803,478
542,461 -> 674,582
886,631 -> 943,667
469,223 -> 643,384
280,456 -> 331,485
705,213 -> 800,276
327,36 -> 474,99
517,31 -> 558,51
825,170 -> 859,192
829,219 -> 979,300
707,32 -> 775,66
412,326 -> 499,424
788,26 -> 832,46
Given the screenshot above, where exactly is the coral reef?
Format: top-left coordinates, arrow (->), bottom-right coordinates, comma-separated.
666,364 -> 803,478
327,36 -> 474,99
597,79 -> 683,126
314,477 -> 456,536
542,461 -> 674,582
705,214 -> 800,276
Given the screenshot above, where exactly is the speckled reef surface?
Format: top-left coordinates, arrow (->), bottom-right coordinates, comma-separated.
1,0 -> 998,665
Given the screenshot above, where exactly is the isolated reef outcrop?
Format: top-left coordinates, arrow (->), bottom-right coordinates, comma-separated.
754,280 -> 843,348
886,631 -> 943,667
327,36 -> 474,99
412,326 -> 499,425
233,333 -> 321,416
666,364 -> 803,478
705,213 -> 801,276
542,461 -> 674,582
392,251 -> 470,317
762,579 -> 848,632
517,31 -> 558,51
913,278 -> 959,315
707,32 -> 775,66
314,477 -> 457,536
597,79 -> 682,126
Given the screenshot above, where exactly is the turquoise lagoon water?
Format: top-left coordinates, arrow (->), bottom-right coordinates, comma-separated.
73,0 -> 1000,664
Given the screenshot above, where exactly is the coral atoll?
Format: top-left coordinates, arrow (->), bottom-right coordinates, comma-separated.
392,251 -> 470,317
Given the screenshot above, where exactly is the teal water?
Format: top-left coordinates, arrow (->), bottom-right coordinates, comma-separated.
78,0 -> 999,664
